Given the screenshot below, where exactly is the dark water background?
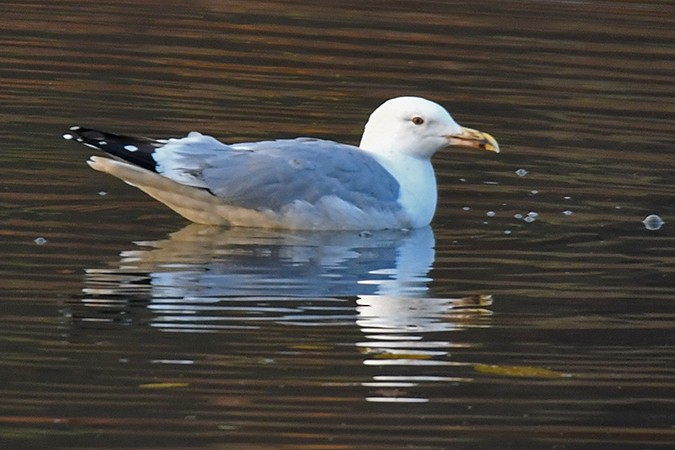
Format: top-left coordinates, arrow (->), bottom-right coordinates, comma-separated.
1,0 -> 674,448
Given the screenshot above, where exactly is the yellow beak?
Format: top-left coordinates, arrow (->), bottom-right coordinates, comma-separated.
448,126 -> 500,153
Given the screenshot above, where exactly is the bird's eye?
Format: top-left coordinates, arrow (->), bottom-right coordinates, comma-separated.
411,116 -> 425,125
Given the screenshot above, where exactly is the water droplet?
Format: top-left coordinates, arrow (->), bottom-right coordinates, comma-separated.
98,191 -> 107,196
562,210 -> 574,216
34,237 -> 48,245
514,213 -> 523,219
486,211 -> 496,217
503,230 -> 512,235
527,211 -> 539,218
515,168 -> 528,177
462,206 -> 470,211
530,190 -> 539,195
642,214 -> 664,231
563,196 -> 572,200
523,216 -> 536,223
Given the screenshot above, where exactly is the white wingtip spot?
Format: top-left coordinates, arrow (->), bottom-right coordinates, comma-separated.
124,145 -> 139,152
69,126 -> 81,131
99,141 -> 107,145
62,133 -> 73,140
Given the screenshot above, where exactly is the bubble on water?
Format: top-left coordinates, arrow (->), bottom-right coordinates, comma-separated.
486,210 -> 496,217
530,190 -> 539,195
527,211 -> 539,218
98,191 -> 107,196
459,178 -> 467,182
642,214 -> 664,231
563,196 -> 572,200
514,213 -> 523,220
503,230 -> 512,235
462,206 -> 471,211
523,216 -> 536,223
515,168 -> 528,177
562,210 -> 574,216
34,237 -> 48,245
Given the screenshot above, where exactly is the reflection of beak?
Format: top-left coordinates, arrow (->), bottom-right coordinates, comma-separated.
448,126 -> 500,153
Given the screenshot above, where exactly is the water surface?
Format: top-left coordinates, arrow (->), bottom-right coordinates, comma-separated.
1,0 -> 674,448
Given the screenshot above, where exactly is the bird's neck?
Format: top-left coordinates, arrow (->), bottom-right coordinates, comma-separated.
365,151 -> 438,228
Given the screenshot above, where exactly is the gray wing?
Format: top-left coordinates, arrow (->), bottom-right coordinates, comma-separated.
159,136 -> 401,212
207,138 -> 400,211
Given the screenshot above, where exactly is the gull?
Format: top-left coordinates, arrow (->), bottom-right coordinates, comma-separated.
64,96 -> 499,230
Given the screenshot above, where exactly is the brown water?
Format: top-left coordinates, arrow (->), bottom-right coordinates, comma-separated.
1,0 -> 674,448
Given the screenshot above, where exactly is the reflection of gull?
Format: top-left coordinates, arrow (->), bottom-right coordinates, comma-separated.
85,224 -> 436,301
356,225 -> 434,297
78,224 -> 492,403
65,97 -> 498,230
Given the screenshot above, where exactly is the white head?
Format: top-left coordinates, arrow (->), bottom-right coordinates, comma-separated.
359,96 -> 499,160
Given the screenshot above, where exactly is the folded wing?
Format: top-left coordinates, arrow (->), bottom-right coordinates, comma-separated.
68,128 -> 401,214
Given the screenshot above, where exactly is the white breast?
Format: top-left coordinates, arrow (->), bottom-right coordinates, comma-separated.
367,153 -> 438,228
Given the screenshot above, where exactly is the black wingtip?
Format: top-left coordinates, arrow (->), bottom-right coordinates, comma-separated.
64,126 -> 162,173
